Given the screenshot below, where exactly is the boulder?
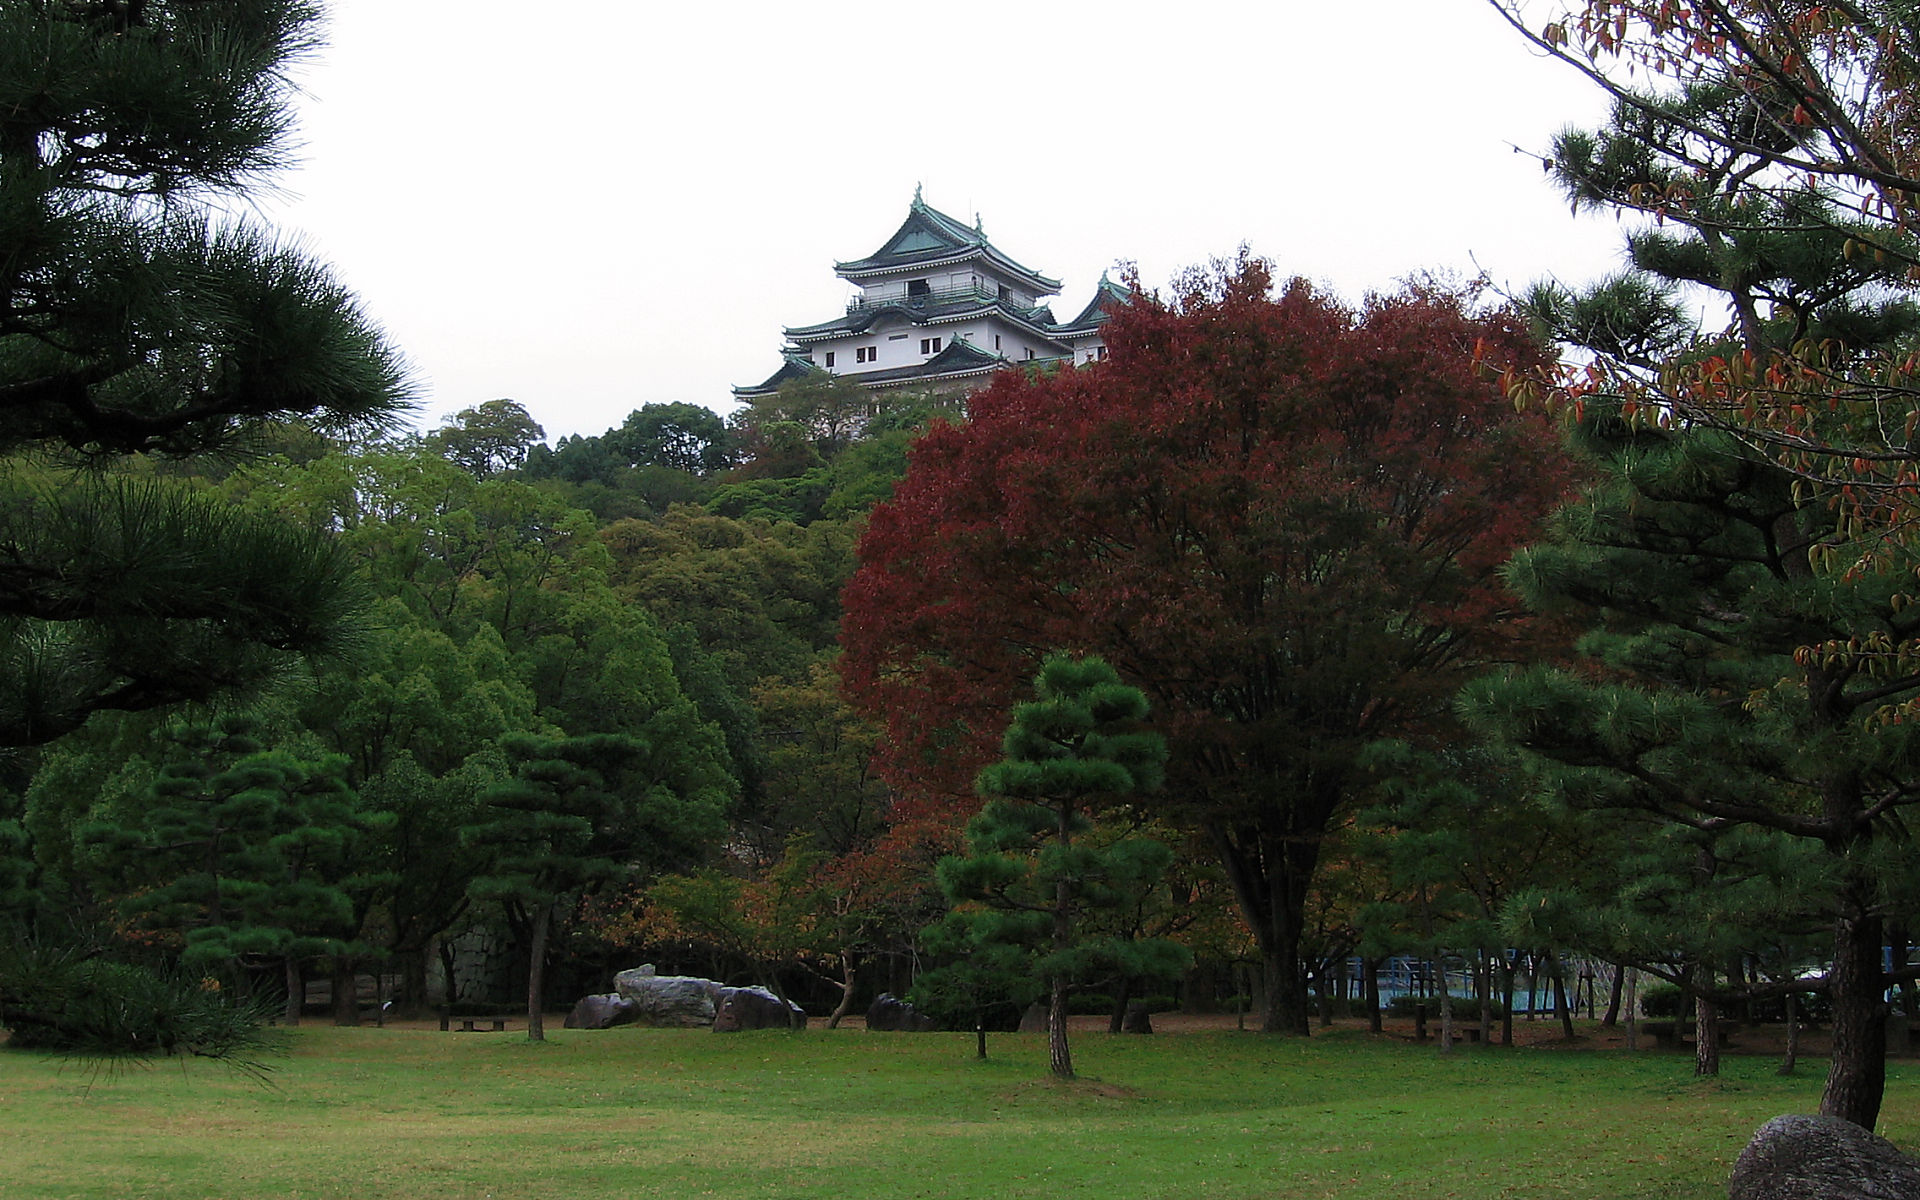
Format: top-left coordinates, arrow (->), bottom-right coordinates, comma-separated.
865,992 -> 936,1032
1121,1004 -> 1153,1034
562,993 -> 636,1030
612,965 -> 725,1028
1729,1113 -> 1920,1200
713,986 -> 805,1032
1018,1002 -> 1048,1033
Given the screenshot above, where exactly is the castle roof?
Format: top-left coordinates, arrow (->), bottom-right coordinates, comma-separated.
737,351 -> 823,397
848,336 -> 1008,387
834,192 -> 1061,296
1054,272 -> 1135,336
783,293 -> 1075,349
733,338 -> 1012,400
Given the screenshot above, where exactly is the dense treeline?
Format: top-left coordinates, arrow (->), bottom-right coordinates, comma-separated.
14,0 -> 1920,1140
0,352 -> 1000,1025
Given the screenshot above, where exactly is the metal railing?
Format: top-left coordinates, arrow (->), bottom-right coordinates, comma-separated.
848,283 -> 1016,313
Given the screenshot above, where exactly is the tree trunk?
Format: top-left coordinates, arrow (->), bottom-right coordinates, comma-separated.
1209,820 -> 1320,1037
438,938 -> 460,1010
1048,801 -> 1075,1079
1477,949 -> 1495,1046
282,957 -> 302,1026
1602,961 -> 1624,1028
1551,956 -> 1575,1039
1364,958 -> 1382,1034
1821,909 -> 1886,1129
824,952 -> 857,1030
1886,924 -> 1910,1058
1261,943 -> 1312,1035
1048,974 -> 1073,1079
1109,977 -> 1133,1035
397,945 -> 429,1015
1894,921 -> 1917,1033
1500,955 -> 1516,1046
330,959 -> 359,1027
1694,980 -> 1720,1078
525,901 -> 551,1043
1624,967 -> 1640,1051
1438,954 -> 1455,1055
760,968 -> 805,1032
1780,989 -> 1800,1076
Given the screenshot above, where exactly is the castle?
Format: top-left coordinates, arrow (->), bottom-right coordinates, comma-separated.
734,189 -> 1126,401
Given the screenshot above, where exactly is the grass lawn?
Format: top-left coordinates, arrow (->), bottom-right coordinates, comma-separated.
1,1021 -> 1911,1200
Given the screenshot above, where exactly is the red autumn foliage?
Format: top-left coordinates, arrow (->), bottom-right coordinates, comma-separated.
839,253 -> 1579,1032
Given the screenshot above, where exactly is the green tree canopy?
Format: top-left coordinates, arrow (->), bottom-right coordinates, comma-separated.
463,732 -> 728,1041
930,654 -> 1182,1079
0,0 -> 410,457
0,0 -> 410,748
1459,406 -> 1920,1129
428,400 -> 547,479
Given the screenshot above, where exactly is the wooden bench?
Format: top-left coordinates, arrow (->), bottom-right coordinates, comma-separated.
455,1018 -> 508,1033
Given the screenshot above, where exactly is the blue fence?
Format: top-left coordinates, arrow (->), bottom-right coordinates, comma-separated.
1327,953 -> 1605,1015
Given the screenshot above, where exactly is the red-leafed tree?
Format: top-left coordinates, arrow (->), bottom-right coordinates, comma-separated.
839,253 -> 1578,1034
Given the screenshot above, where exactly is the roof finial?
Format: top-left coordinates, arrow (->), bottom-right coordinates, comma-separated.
974,211 -> 984,235
913,181 -> 923,207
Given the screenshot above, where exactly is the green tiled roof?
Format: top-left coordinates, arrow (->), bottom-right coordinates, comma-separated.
732,352 -> 824,399
835,194 -> 1061,295
783,294 -> 1074,350
837,337 -> 1009,387
733,338 -> 1014,400
1057,272 -> 1135,334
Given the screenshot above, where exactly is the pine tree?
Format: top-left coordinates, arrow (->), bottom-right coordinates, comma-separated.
1459,406 -> 1920,1129
80,716 -> 381,1003
932,654 -> 1184,1079
463,732 -> 726,1042
0,0 -> 411,745
1523,80 -> 1920,369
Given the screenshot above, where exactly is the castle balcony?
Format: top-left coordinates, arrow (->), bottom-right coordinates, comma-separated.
847,282 -> 1007,313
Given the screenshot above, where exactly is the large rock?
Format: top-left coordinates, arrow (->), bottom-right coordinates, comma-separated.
713,986 -> 805,1032
612,965 -> 725,1028
563,993 -> 637,1030
866,992 -> 936,1032
1729,1113 -> 1920,1200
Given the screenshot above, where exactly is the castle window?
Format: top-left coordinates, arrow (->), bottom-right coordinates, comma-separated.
824,352 -> 835,368
856,345 -> 878,364
920,337 -> 942,355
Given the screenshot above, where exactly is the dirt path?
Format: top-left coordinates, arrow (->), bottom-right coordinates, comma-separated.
359,1009 -> 1833,1059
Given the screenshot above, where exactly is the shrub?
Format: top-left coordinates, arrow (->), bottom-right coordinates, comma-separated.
1385,993 -> 1505,1020
0,943 -> 282,1073
1742,989 -> 1833,1025
1639,983 -> 1686,1020
1637,982 -> 1831,1024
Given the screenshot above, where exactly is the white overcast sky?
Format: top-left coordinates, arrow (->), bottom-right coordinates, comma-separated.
261,0 -> 1631,443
